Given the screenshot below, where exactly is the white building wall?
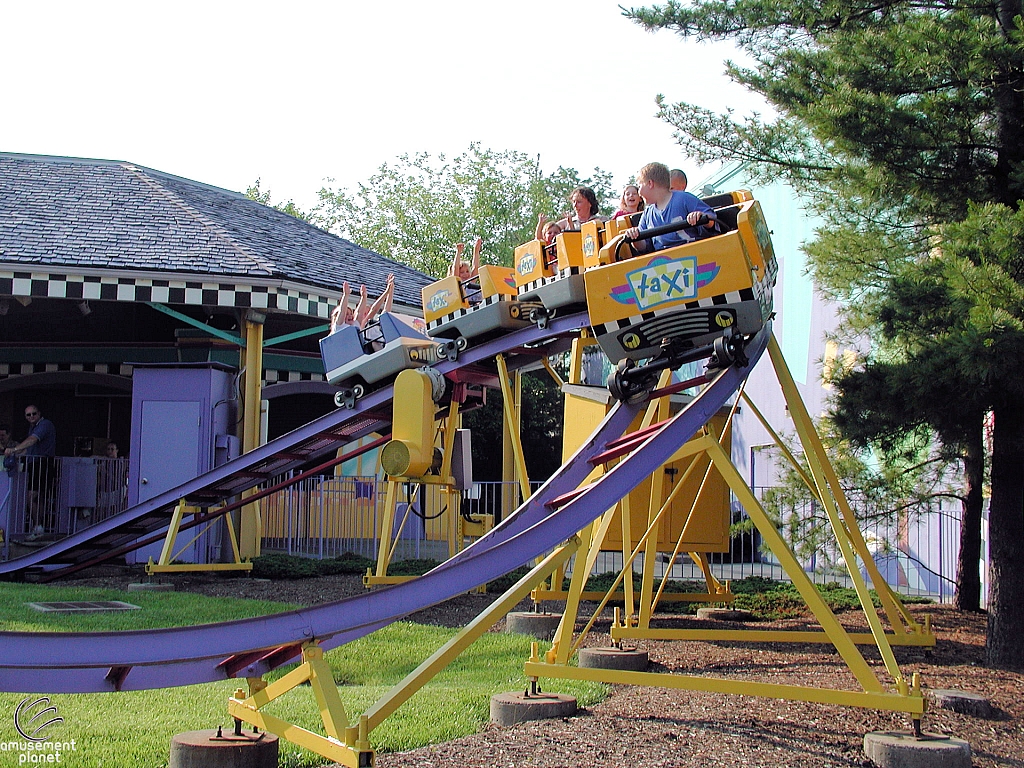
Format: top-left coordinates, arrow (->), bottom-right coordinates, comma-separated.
699,163 -> 842,488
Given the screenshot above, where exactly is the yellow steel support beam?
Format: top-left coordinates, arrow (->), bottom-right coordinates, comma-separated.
533,332 -> 932,721
767,334 -> 927,667
371,480 -> 403,581
567,434 -> 721,658
739,390 -> 817,495
524,661 -> 925,715
553,523 -> 597,661
228,645 -> 370,768
441,398 -> 461,563
610,627 -> 938,646
239,314 -> 265,560
538,589 -> 733,603
704,435 -> 885,692
638,370 -> 674,628
362,540 -> 578,732
156,499 -> 188,567
496,354 -> 531,503
541,356 -> 564,389
774,353 -> 927,638
146,499 -> 252,574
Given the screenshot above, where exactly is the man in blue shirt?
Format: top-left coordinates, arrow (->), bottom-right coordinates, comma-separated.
623,162 -> 719,254
4,405 -> 57,536
5,405 -> 56,458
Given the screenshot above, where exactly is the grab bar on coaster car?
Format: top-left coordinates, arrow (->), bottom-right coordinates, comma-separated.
603,213 -> 720,264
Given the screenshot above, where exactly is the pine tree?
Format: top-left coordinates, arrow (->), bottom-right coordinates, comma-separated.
626,0 -> 1024,667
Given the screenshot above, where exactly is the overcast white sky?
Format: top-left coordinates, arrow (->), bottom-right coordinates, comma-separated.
2,1 -> 766,212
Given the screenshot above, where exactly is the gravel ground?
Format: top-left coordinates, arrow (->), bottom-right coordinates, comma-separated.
67,568 -> 1024,767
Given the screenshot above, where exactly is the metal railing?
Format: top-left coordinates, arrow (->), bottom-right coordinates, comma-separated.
1,456 -> 129,557
260,478 -> 974,604
0,459 -> 979,604
260,478 -> 543,563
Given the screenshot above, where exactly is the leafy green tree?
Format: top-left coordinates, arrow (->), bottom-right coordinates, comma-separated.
462,369 -> 566,483
244,179 -> 310,221
626,0 -> 1024,666
310,144 -> 609,484
830,355 -> 986,610
310,143 -> 613,277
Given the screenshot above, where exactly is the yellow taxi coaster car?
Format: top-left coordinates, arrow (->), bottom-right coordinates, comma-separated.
421,265 -> 542,355
514,231 -> 588,314
584,198 -> 777,367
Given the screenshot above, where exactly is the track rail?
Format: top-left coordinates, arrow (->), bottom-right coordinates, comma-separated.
0,312 -> 588,578
0,322 -> 767,694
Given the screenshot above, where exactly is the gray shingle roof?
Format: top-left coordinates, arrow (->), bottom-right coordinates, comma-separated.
0,153 -> 432,308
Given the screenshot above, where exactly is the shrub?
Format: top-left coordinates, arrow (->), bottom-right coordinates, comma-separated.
251,553 -> 319,579
317,552 -> 375,575
386,558 -> 443,576
251,552 -> 374,579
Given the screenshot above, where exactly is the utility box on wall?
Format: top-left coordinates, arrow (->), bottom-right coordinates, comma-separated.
126,362 -> 237,564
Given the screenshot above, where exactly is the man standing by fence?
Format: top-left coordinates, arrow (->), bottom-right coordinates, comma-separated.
3,405 -> 57,537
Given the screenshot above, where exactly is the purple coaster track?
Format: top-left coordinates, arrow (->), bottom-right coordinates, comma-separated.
0,324 -> 768,694
0,312 -> 589,579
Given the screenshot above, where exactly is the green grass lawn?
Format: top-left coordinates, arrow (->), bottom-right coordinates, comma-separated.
0,584 -> 606,767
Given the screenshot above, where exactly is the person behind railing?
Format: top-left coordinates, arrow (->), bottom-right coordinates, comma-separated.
355,273 -> 395,329
95,440 -> 127,521
670,168 -> 688,191
329,281 -> 355,333
534,214 -> 563,244
330,275 -> 395,335
623,162 -> 719,255
533,215 -> 564,265
357,274 -> 396,351
4,405 -> 58,537
447,238 -> 483,307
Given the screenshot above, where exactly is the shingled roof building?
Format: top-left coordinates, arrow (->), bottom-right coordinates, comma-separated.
0,152 -> 433,452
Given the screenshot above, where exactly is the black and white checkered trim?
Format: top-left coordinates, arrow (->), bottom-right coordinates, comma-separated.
753,257 -> 779,316
0,270 -> 337,319
425,293 -> 506,331
264,369 -> 326,384
0,361 -> 326,386
0,362 -> 135,379
593,288 -> 756,339
517,266 -> 582,296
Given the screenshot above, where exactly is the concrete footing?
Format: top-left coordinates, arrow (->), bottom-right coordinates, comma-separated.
490,691 -> 577,726
578,646 -> 649,671
128,582 -> 175,592
169,728 -> 278,768
927,689 -> 995,718
863,730 -> 970,768
695,607 -> 755,621
505,611 -> 562,640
